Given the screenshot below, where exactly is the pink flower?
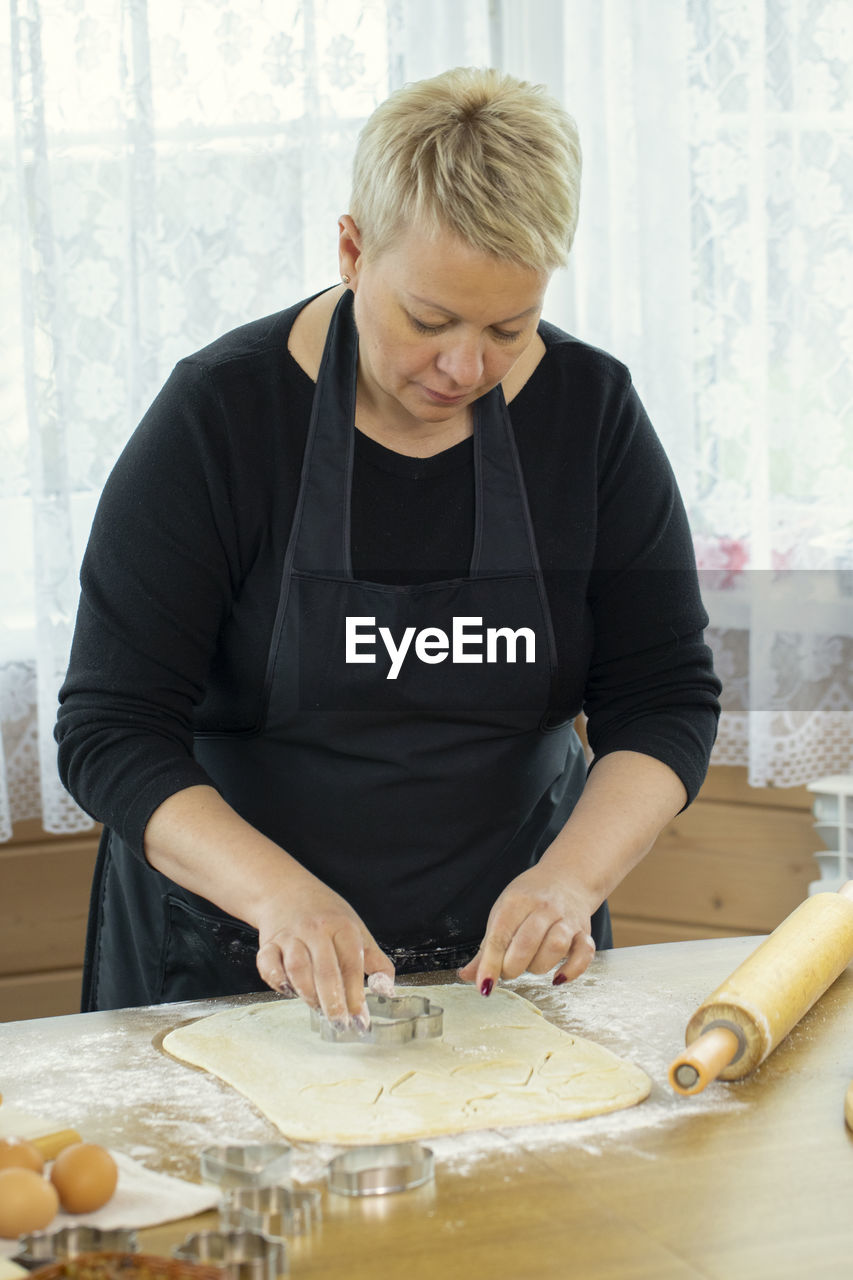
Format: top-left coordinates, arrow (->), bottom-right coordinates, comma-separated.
694,535 -> 750,589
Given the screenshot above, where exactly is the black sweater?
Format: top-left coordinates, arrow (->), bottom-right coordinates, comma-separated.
56,296 -> 720,855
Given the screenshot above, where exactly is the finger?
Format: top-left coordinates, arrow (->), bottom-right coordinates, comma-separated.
457,949 -> 482,983
524,920 -> 576,976
280,937 -> 323,1014
306,936 -> 354,1027
256,941 -> 294,996
363,938 -> 396,991
330,921 -> 393,1021
360,943 -> 396,1028
500,912 -> 573,980
552,932 -> 596,987
367,971 -> 396,998
473,913 -> 531,994
335,931 -> 368,1021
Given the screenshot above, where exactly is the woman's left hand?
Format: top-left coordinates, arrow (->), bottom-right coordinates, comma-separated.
456,864 -> 597,992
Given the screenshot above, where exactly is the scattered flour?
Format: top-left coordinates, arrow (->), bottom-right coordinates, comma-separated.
2,973 -> 749,1189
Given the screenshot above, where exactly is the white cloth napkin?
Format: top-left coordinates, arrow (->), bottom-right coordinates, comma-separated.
0,1151 -> 220,1259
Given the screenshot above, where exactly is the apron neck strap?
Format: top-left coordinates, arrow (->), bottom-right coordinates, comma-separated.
289,289 -> 542,580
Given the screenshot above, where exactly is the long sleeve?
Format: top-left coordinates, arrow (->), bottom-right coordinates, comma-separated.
584,371 -> 720,799
57,361 -> 242,850
514,330 -> 720,803
56,304 -> 313,855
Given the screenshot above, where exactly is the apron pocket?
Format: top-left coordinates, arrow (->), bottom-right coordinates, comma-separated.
161,896 -> 262,1003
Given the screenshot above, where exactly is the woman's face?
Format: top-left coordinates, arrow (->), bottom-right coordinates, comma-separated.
341,218 -> 550,438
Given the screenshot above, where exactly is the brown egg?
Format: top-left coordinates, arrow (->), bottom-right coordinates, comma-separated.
0,1137 -> 45,1173
0,1167 -> 59,1237
50,1142 -> 118,1214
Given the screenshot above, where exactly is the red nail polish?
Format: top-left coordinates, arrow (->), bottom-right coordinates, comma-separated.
552,973 -> 567,987
480,978 -> 494,997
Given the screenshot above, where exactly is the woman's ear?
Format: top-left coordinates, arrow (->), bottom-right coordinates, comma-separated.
338,214 -> 364,285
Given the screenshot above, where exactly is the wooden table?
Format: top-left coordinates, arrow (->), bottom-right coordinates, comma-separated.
1,938 -> 851,1280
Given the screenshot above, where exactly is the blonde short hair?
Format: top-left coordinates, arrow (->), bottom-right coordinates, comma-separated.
349,67 -> 582,272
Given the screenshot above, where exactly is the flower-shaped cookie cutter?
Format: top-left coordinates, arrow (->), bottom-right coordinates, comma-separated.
309,992 -> 443,1045
15,1226 -> 138,1266
173,1229 -> 287,1280
219,1184 -> 322,1238
199,1143 -> 292,1191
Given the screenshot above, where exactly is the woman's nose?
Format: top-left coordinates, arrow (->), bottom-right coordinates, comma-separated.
435,338 -> 484,388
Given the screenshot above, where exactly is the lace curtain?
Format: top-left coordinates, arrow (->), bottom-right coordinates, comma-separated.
502,0 -> 853,787
0,0 -> 493,839
2,0 -> 851,841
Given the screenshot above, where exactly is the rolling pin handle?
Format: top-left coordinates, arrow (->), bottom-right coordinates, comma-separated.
31,1129 -> 83,1161
673,1062 -> 700,1090
668,1024 -> 742,1096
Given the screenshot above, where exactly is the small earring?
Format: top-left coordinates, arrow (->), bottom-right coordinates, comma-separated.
341,274 -> 351,285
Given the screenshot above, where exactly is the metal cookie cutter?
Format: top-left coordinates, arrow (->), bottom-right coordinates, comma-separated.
200,1143 -> 292,1191
220,1185 -> 322,1238
309,992 -> 443,1044
173,1229 -> 287,1280
15,1226 -> 138,1267
327,1142 -> 434,1197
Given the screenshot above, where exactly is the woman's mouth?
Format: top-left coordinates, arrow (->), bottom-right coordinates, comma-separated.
422,386 -> 468,405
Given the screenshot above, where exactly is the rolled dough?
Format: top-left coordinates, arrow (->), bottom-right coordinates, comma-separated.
162,985 -> 651,1144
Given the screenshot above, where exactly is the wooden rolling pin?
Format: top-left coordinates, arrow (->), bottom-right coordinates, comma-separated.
30,1129 -> 82,1160
669,881 -> 853,1095
0,1094 -> 82,1159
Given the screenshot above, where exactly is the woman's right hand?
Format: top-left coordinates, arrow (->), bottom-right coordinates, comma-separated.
254,872 -> 395,1027
143,786 -> 394,1025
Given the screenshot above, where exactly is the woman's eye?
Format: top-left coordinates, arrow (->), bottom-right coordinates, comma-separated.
410,316 -> 447,335
409,315 -> 523,343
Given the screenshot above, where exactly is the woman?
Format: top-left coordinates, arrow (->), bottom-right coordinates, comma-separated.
56,68 -> 720,1026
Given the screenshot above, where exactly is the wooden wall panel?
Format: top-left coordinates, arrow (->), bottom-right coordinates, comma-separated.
0,969 -> 84,1023
1,822 -> 100,1022
611,918 -> 747,948
697,767 -> 811,810
610,767 -> 818,947
0,840 -> 98,974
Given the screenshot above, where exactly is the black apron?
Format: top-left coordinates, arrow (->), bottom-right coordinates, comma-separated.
83,292 -> 608,1011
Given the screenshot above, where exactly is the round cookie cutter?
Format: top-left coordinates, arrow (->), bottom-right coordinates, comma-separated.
327,1142 -> 434,1197
219,1185 -> 323,1237
173,1229 -> 287,1280
199,1143 -> 292,1191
